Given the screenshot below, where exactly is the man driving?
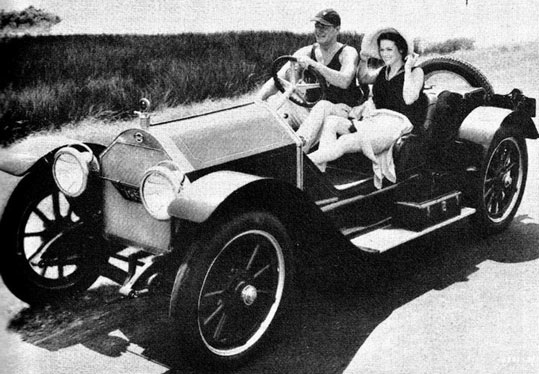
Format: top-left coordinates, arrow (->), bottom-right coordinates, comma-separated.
256,9 -> 362,151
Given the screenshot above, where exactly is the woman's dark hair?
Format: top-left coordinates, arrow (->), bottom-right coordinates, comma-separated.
377,32 -> 408,59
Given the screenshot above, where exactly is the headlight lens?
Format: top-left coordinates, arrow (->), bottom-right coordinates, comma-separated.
140,161 -> 188,220
53,147 -> 94,197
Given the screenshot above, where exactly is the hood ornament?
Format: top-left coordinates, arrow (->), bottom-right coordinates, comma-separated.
134,98 -> 151,129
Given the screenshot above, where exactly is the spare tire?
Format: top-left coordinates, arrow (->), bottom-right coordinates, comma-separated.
419,57 -> 494,95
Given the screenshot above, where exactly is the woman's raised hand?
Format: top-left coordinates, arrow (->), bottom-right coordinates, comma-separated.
404,53 -> 419,71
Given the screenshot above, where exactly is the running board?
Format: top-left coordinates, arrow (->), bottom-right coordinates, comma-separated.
350,207 -> 476,253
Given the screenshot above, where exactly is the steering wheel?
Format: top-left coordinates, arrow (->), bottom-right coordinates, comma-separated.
271,55 -> 327,108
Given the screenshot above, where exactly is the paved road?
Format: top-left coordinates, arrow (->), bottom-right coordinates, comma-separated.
1,140 -> 539,374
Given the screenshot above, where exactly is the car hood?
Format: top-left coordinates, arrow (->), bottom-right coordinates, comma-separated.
150,102 -> 296,170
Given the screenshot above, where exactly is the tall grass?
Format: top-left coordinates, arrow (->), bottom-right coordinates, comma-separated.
0,32 -> 311,143
0,32 -> 470,144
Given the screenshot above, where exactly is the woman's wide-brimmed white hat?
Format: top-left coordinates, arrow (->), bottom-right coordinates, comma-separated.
360,27 -> 415,60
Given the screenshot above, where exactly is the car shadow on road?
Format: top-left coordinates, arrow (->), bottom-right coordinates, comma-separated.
7,217 -> 539,374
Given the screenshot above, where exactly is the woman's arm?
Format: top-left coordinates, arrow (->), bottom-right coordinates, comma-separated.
402,54 -> 424,105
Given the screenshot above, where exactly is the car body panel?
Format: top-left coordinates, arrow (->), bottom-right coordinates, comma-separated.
103,180 -> 173,253
100,129 -> 175,253
151,103 -> 298,170
459,106 -> 539,151
99,103 -> 302,252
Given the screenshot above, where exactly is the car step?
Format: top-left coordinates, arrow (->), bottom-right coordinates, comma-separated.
348,207 -> 476,253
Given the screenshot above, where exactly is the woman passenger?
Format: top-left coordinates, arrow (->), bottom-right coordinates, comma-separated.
308,28 -> 428,187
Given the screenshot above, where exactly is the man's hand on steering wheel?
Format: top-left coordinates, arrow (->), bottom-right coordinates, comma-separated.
271,55 -> 327,108
296,55 -> 317,70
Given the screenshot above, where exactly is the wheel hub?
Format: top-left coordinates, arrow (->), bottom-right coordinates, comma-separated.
38,220 -> 84,264
502,173 -> 512,188
240,284 -> 258,306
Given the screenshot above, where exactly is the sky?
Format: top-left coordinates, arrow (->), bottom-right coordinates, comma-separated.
2,0 -> 539,46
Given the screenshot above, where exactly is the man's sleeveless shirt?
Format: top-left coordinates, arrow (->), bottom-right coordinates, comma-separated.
310,45 -> 361,107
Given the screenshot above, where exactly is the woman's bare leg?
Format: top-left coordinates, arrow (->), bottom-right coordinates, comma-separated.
319,116 -> 353,148
296,101 -> 351,151
308,130 -> 364,169
311,116 -> 353,171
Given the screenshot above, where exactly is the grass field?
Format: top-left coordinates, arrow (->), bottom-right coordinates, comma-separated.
0,32 -> 323,143
0,31 -> 480,145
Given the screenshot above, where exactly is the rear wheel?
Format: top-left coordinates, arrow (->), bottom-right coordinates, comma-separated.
170,211 -> 294,366
472,131 -> 527,234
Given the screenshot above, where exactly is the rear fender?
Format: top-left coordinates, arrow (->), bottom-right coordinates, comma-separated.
458,106 -> 538,152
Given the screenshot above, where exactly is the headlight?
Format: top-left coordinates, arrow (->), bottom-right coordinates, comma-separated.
53,146 -> 97,197
140,161 -> 189,220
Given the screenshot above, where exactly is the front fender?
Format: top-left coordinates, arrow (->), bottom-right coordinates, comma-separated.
168,171 -> 265,223
0,135 -> 93,176
458,106 -> 538,152
168,170 -> 342,248
0,136 -> 106,224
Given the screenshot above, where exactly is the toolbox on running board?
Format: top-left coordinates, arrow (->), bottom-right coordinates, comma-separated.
394,191 -> 462,231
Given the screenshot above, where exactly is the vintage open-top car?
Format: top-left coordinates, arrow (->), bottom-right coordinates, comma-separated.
0,56 -> 536,366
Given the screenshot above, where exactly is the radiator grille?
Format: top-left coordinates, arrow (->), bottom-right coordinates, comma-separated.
101,142 -> 170,185
100,137 -> 172,253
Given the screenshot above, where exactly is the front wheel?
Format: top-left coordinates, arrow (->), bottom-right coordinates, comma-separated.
0,171 -> 109,305
472,131 -> 528,234
170,211 -> 294,366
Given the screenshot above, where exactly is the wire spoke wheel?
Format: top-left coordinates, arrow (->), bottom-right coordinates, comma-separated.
1,172 -> 107,304
472,132 -> 527,234
22,190 -> 83,282
170,211 -> 293,367
483,137 -> 523,223
198,229 -> 285,355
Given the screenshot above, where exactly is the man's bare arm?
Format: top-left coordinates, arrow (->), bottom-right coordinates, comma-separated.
299,46 -> 358,88
356,52 -> 381,85
256,46 -> 311,101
